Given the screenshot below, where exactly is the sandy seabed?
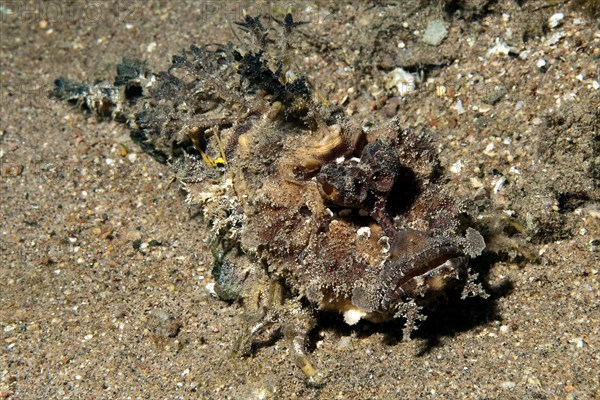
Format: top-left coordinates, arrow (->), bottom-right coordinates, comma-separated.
1,1 -> 599,399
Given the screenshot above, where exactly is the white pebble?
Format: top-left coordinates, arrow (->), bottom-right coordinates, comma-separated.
547,13 -> 564,29
205,282 -> 217,297
453,99 -> 465,114
570,337 -> 584,348
450,160 -> 463,174
536,59 -> 547,69
343,308 -> 366,325
357,226 -> 371,239
501,381 -> 516,390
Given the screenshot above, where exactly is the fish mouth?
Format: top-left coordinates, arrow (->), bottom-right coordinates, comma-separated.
383,245 -> 468,306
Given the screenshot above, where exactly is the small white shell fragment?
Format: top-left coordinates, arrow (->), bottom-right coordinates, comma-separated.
378,236 -> 390,253
453,99 -> 465,114
536,59 -> 547,69
477,104 -> 492,113
483,142 -> 495,155
501,381 -> 516,390
436,85 -> 447,97
285,69 -> 297,83
205,282 -> 217,297
357,226 -> 371,239
569,337 -> 584,348
492,176 -> 507,194
343,307 -> 367,325
470,177 -> 484,188
547,13 -> 564,29
450,160 -> 463,174
384,68 -> 416,96
486,38 -> 516,57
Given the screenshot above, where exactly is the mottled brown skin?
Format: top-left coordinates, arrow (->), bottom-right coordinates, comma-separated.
225,112 -> 471,328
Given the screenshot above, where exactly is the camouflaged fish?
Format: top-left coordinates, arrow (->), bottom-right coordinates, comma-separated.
51,13 -> 487,384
